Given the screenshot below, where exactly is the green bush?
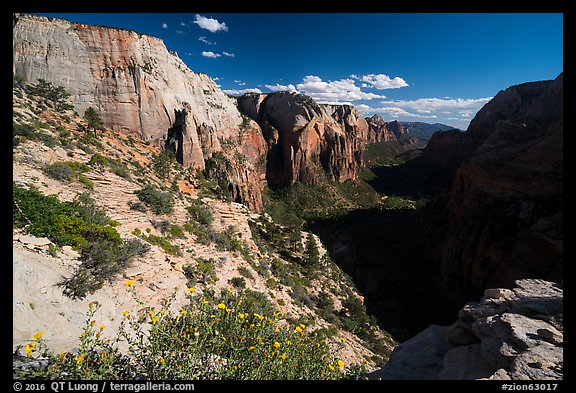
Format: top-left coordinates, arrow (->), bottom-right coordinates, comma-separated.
133,231 -> 181,256
13,184 -> 147,299
128,201 -> 148,212
15,290 -> 353,380
212,226 -> 242,252
185,200 -> 214,226
135,185 -> 174,215
195,258 -> 217,284
229,276 -> 246,289
13,122 -> 38,141
238,266 -> 254,279
169,224 -> 186,239
43,161 -> 90,183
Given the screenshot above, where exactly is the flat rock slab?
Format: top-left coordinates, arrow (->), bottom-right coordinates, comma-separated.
500,313 -> 561,350
438,343 -> 496,380
19,235 -> 51,247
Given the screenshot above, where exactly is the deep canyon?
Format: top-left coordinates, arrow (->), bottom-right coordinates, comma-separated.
13,13 -> 563,380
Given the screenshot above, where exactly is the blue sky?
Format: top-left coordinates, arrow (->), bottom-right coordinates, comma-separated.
40,13 -> 563,129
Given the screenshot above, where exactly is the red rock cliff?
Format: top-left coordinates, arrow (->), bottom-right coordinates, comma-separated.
433,74 -> 563,290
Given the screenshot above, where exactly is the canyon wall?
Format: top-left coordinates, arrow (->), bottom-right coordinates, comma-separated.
426,74 -> 563,291
13,13 -> 266,211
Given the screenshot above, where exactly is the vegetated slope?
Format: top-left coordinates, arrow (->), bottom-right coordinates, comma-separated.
12,78 -> 394,379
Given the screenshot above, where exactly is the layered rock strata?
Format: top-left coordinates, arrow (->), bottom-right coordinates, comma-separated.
369,279 -> 563,380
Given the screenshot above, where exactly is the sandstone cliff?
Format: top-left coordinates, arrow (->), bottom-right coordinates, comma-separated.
237,92 -> 367,188
368,279 -> 563,380
427,74 -> 563,291
13,13 -> 266,211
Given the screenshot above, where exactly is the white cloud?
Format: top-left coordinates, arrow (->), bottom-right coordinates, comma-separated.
222,52 -> 235,58
354,74 -> 409,90
223,88 -> 263,96
198,36 -> 215,45
213,77 -> 221,81
175,30 -> 185,35
265,83 -> 299,93
234,80 -> 246,86
379,97 -> 492,115
161,23 -> 168,29
296,75 -> 383,104
355,105 -> 435,119
180,21 -> 187,27
193,14 -> 228,33
201,51 -> 221,58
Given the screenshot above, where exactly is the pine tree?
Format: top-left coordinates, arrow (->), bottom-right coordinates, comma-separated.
84,107 -> 104,137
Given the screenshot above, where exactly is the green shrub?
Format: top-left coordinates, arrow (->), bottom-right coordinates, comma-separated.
15,290 -> 352,380
169,224 -> 186,239
134,232 -> 180,256
229,276 -> 246,289
13,184 -> 147,299
43,161 -> 90,183
238,266 -> 254,279
135,185 -> 174,215
128,201 -> 148,212
185,201 -> 214,226
195,258 -> 217,284
212,226 -> 242,252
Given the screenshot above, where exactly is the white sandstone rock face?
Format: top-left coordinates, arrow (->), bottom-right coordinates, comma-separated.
13,13 -> 241,151
367,279 -> 563,380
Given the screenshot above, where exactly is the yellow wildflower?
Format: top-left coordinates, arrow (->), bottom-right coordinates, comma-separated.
217,303 -> 226,310
299,323 -> 306,329
273,342 -> 281,349
248,346 -> 256,351
90,320 -> 96,326
286,340 -> 292,345
227,288 -> 233,293
159,357 -> 165,364
238,313 -> 245,319
226,308 -> 232,313
281,353 -> 287,360
337,359 -> 344,369
275,328 -> 280,333
121,311 -> 129,318
76,354 -> 85,364
32,331 -> 43,340
95,333 -> 100,338
295,326 -> 303,334
188,287 -> 196,293
124,280 -> 134,287
180,310 -> 187,315
99,324 -> 105,331
159,309 -> 165,315
81,332 -> 86,338
151,316 -> 160,324
340,337 -> 346,343
25,342 -> 36,357
328,364 -> 335,371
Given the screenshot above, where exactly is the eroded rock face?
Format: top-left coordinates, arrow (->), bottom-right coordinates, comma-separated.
368,279 -> 563,380
238,92 -> 367,188
429,74 -> 563,290
13,13 -> 266,212
365,114 -> 396,143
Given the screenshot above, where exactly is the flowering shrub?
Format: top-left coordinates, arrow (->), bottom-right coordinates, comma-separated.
16,285 -> 356,380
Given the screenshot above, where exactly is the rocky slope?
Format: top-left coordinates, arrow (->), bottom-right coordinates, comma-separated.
13,12 -> 266,211
12,80 -> 394,372
368,279 -> 563,380
425,74 -> 563,292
